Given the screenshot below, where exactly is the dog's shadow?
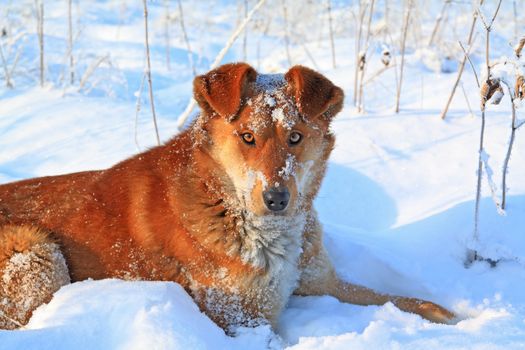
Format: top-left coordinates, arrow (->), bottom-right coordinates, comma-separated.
315,162 -> 397,232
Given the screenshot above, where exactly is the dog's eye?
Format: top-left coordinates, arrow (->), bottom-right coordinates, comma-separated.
241,132 -> 255,145
289,131 -> 302,145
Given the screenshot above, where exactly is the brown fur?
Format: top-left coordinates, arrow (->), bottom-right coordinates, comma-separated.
0,63 -> 454,331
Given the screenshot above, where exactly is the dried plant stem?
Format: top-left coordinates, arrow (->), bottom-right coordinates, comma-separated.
357,0 -> 375,112
67,0 -> 74,84
282,0 -> 292,66
176,0 -> 267,129
428,0 -> 449,47
515,37 -> 525,58
243,0 -> 248,61
458,40 -> 480,88
135,73 -> 147,150
35,0 -> 44,87
177,0 -> 197,76
177,0 -> 196,76
77,55 -> 109,90
440,1 -> 482,120
164,0 -> 171,70
353,1 -> 367,106
471,0 -> 503,260
142,0 -> 161,146
395,0 -> 412,114
513,0 -> 518,41
501,85 -> 522,210
327,0 -> 336,69
0,44 -> 14,88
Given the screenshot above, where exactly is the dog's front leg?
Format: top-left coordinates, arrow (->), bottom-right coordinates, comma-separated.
295,216 -> 454,324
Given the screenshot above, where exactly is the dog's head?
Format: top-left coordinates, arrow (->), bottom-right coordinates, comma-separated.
193,63 -> 344,216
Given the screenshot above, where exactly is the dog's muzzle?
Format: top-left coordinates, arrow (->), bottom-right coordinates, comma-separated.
262,187 -> 290,212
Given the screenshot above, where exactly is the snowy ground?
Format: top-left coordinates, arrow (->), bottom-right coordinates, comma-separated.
1,1 -> 525,349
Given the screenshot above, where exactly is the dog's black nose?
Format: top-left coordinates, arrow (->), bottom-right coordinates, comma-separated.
263,188 -> 290,212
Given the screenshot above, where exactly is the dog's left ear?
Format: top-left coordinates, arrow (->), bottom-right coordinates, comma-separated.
193,62 -> 257,119
285,65 -> 344,121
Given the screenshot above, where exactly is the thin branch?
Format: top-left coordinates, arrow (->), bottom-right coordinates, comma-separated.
134,72 -> 147,151
353,1 -> 368,106
395,0 -> 412,114
501,84 -> 517,210
282,0 -> 292,66
243,0 -> 248,61
77,55 -> 109,91
327,0 -> 336,69
177,0 -> 196,76
439,1 -> 481,120
164,0 -> 171,70
458,40 -> 480,88
357,0 -> 375,112
428,0 -> 450,47
0,44 -> 14,88
67,0 -> 74,84
142,0 -> 161,146
176,0 -> 267,130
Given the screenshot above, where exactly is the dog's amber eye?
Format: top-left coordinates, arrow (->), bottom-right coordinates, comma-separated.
289,131 -> 302,145
241,132 -> 255,145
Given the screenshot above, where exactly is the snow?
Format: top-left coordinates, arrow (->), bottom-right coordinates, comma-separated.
2,0 -> 525,349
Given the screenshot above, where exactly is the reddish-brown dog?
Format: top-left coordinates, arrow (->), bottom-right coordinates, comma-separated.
0,63 -> 454,331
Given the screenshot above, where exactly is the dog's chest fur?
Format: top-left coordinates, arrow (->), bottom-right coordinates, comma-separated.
187,208 -> 307,329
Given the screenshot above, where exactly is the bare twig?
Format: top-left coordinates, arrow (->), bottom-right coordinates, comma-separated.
353,1 -> 368,106
327,0 -> 336,69
282,0 -> 291,66
471,0 -> 503,262
358,0 -> 375,112
134,72 -> 147,151
35,0 -> 44,87
164,0 -> 171,70
77,55 -> 109,90
501,85 -> 518,210
142,0 -> 161,146
395,0 -> 412,114
458,40 -> 480,88
0,44 -> 14,88
440,1 -> 482,120
67,0 -> 74,84
243,0 -> 248,61
177,0 -> 196,76
176,0 -> 267,129
428,0 -> 450,47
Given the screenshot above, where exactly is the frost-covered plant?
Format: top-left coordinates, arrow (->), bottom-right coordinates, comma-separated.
480,36 -> 525,210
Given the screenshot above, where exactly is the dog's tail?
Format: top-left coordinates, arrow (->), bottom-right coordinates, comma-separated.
0,225 -> 70,329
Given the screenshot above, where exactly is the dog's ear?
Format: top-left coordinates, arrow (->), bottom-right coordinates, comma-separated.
193,62 -> 257,119
285,65 -> 344,121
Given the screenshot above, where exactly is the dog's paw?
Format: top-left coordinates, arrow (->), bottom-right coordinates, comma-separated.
393,297 -> 456,324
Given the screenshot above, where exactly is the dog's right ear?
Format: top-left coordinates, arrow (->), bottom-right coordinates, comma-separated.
193,63 -> 257,120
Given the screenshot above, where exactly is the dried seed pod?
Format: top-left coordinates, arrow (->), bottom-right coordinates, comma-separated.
490,85 -> 504,105
358,52 -> 366,71
480,79 -> 500,109
515,37 -> 525,59
381,48 -> 391,66
516,75 -> 524,99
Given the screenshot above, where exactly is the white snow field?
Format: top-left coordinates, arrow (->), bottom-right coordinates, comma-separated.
1,1 -> 525,349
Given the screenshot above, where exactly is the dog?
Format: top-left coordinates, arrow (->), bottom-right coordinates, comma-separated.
0,63 -> 454,331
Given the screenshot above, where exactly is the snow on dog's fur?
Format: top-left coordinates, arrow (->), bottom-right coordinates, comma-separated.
0,63 -> 454,332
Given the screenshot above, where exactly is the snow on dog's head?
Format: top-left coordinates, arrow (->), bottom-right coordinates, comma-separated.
193,63 -> 344,216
